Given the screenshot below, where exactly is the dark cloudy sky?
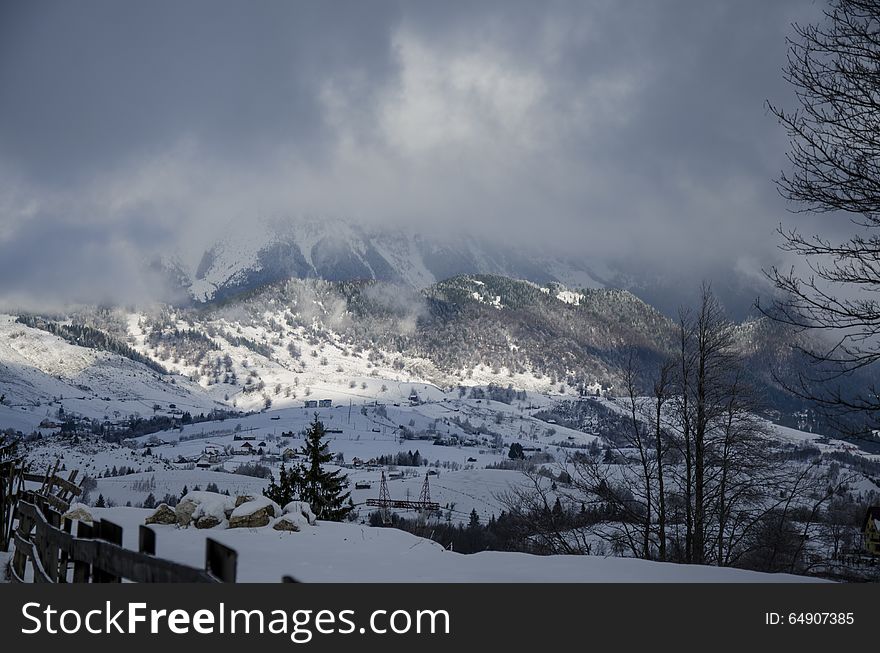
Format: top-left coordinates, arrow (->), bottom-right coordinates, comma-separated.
0,0 -> 828,309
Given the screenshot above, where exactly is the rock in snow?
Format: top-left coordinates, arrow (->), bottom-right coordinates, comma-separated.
144,503 -> 177,526
283,500 -> 317,526
62,502 -> 95,524
175,491 -> 236,528
228,496 -> 281,529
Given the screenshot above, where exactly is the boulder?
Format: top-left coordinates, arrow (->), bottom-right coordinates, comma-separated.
195,515 -> 222,529
229,508 -> 272,529
175,499 -> 198,527
234,495 -> 255,508
228,496 -> 280,529
283,500 -> 317,525
176,491 -> 236,528
62,502 -> 94,524
145,503 -> 177,526
272,514 -> 304,532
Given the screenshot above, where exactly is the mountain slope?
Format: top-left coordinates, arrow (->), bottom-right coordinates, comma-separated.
168,218 -> 607,302
0,274 -> 840,433
0,315 -> 223,431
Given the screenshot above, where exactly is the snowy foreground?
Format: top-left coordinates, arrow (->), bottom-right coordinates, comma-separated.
87,507 -> 823,583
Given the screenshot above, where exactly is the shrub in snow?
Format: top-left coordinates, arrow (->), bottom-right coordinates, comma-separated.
283,500 -> 317,526
144,503 -> 177,525
228,496 -> 281,529
62,502 -> 94,524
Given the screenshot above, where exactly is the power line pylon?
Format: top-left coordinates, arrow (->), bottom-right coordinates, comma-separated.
365,471 -> 440,524
417,473 -> 432,524
378,471 -> 391,524
418,473 -> 432,504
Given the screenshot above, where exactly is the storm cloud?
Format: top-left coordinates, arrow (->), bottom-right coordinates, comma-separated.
0,0 -> 829,311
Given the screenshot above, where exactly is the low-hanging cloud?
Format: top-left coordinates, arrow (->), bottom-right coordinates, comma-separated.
0,0 -> 832,312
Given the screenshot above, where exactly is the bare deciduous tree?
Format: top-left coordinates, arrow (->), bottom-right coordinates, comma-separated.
764,0 -> 880,425
498,287 -> 841,572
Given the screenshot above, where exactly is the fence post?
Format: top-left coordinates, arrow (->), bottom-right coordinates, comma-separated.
73,521 -> 93,583
12,508 -> 33,580
41,507 -> 62,582
93,519 -> 123,583
57,517 -> 73,582
139,525 -> 156,556
205,538 -> 237,582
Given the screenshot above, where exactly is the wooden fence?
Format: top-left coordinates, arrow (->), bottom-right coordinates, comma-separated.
0,441 -> 25,551
10,491 -> 237,583
2,456 -> 239,583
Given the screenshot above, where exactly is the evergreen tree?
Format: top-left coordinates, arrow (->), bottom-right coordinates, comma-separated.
301,414 -> 352,521
263,462 -> 307,506
466,509 -> 484,551
468,508 -> 481,529
95,494 -> 106,508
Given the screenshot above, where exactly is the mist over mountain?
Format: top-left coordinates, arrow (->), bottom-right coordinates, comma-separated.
0,1 -> 825,317
152,217 -> 770,320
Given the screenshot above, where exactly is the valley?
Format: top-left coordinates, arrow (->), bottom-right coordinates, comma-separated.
2,273 -> 878,582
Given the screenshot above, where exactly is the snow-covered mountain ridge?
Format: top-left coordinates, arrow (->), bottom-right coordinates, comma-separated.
0,273 -> 829,438
157,217 -> 608,303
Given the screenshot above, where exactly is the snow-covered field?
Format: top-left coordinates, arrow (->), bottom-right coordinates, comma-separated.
89,507 -> 825,583
77,394 -> 602,522
13,386 -> 877,526
0,315 -> 223,431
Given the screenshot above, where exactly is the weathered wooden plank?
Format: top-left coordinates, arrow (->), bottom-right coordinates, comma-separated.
73,521 -> 93,583
11,509 -> 33,580
139,525 -> 156,556
72,539 -> 218,583
39,461 -> 59,496
14,532 -> 50,583
23,473 -> 83,497
57,517 -> 73,582
205,538 -> 237,582
43,507 -> 61,582
53,469 -> 79,504
9,562 -> 25,583
94,519 -> 123,583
